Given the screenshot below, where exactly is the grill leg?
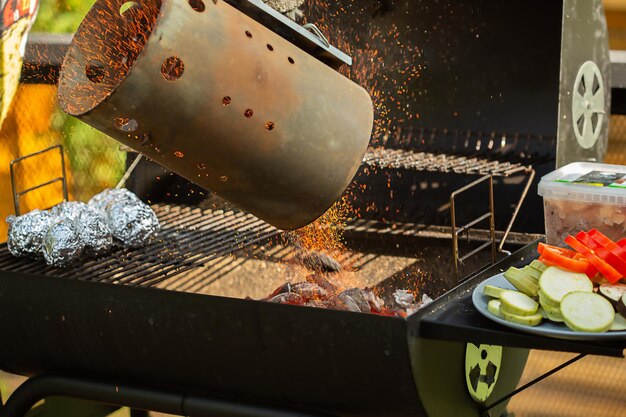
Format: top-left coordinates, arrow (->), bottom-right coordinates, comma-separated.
0,374 -> 328,417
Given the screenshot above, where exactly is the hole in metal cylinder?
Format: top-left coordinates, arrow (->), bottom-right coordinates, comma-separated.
222,96 -> 232,106
245,30 -> 252,38
244,109 -> 254,118
85,61 -> 105,83
288,57 -> 295,64
265,121 -> 275,131
267,44 -> 274,51
161,56 -> 185,81
188,0 -> 205,11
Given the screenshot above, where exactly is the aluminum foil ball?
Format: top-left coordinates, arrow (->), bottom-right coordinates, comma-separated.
106,201 -> 160,248
88,188 -> 141,213
76,208 -> 114,256
51,201 -> 89,223
6,209 -> 53,258
42,219 -> 84,267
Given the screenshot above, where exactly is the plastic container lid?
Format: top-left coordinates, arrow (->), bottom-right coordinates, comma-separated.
538,162 -> 626,206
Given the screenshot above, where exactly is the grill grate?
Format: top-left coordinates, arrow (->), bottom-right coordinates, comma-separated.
362,148 -> 529,176
0,204 -> 279,288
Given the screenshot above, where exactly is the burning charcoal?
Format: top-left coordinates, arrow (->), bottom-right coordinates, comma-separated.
295,250 -> 342,273
339,288 -> 370,312
76,208 -> 114,256
305,274 -> 338,293
42,219 -> 84,267
363,289 -> 385,313
268,292 -> 304,305
106,201 -> 160,248
88,188 -> 141,213
269,282 -> 292,298
291,282 -> 328,302
50,201 -> 89,223
393,289 -> 416,309
6,210 -> 53,258
327,294 -> 362,313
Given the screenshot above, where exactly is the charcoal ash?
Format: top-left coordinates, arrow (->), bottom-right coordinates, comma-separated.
295,250 -> 342,273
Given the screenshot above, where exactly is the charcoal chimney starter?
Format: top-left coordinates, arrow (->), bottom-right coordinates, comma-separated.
57,0 -> 374,230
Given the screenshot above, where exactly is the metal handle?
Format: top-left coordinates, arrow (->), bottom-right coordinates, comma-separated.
302,23 -> 330,48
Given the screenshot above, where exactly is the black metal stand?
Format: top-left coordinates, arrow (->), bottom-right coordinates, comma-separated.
0,374 -> 328,417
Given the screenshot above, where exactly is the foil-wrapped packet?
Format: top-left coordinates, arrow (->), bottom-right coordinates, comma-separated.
6,209 -> 53,258
52,201 -> 113,255
77,208 -> 114,255
106,199 -> 160,248
88,188 -> 140,213
42,219 -> 84,267
50,201 -> 89,223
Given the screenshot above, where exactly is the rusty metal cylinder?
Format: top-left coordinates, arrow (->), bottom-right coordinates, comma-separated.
57,0 -> 373,230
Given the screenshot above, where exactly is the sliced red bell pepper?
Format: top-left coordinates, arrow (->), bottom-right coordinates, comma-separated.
564,235 -> 622,284
537,242 -> 597,278
576,231 -> 626,277
588,229 -> 626,262
618,238 -> 626,251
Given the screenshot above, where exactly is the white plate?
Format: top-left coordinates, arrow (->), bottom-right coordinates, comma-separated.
472,273 -> 626,341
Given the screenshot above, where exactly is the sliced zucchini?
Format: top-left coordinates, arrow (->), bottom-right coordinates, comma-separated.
500,290 -> 539,316
610,313 -> 626,331
501,308 -> 543,327
483,285 -> 506,299
503,267 -> 539,297
598,283 -> 626,310
539,266 -> 593,305
538,289 -> 560,310
530,260 -> 547,273
522,265 -> 541,282
488,299 -> 502,318
560,292 -> 614,333
541,304 -> 564,322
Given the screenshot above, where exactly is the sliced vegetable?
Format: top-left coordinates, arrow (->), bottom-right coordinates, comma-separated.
530,260 -> 547,273
500,308 -> 543,327
537,242 -> 597,278
487,299 -> 502,318
610,313 -> 626,331
588,229 -> 626,261
619,293 -> 626,318
560,292 -> 614,333
522,265 -> 541,282
539,266 -> 593,305
483,285 -> 506,299
500,290 -> 539,316
564,236 -> 622,284
617,238 -> 626,251
538,289 -> 560,309
598,283 -> 626,309
503,267 -> 539,297
576,231 -> 626,277
542,305 -> 564,323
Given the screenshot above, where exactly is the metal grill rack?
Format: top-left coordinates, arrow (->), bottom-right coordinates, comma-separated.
0,205 -> 278,289
362,148 -> 530,177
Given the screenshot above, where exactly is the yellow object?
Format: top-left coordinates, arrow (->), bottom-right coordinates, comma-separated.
0,85 -> 72,242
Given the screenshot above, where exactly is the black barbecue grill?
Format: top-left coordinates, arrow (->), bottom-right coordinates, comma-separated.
2,0 -> 626,416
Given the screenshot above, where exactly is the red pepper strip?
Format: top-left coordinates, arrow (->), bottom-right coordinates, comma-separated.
564,235 -> 622,284
537,242 -> 579,258
538,244 -> 597,277
618,238 -> 626,251
588,229 -> 626,262
576,231 -> 626,277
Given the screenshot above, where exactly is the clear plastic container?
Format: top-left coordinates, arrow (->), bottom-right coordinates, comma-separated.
538,162 -> 626,246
